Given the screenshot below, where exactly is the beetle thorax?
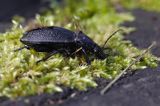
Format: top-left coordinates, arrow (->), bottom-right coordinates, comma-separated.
76,31 -> 106,59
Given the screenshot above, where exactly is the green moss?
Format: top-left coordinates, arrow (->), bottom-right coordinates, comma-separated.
114,0 -> 160,12
0,0 -> 158,98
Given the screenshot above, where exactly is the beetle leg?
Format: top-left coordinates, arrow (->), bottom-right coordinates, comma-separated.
71,47 -> 82,56
81,48 -> 91,65
14,45 -> 30,52
62,49 -> 70,56
36,51 -> 58,64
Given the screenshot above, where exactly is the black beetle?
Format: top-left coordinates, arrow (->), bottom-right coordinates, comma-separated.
16,26 -> 120,64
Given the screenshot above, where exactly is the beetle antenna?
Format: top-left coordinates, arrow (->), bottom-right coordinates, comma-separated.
102,29 -> 123,48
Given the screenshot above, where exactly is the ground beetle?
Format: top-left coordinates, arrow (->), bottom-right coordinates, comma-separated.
15,26 -> 121,64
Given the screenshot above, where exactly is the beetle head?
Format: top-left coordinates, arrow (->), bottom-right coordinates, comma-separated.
93,46 -> 106,60
76,31 -> 106,59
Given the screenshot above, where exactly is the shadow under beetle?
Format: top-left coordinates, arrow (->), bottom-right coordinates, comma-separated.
15,26 -> 121,64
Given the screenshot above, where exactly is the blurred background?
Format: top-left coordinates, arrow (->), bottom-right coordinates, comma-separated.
0,0 -> 46,22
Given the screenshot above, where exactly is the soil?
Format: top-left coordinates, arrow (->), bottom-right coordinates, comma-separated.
0,1 -> 160,106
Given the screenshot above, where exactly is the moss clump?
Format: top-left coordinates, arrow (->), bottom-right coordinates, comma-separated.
111,0 -> 160,12
0,0 -> 158,98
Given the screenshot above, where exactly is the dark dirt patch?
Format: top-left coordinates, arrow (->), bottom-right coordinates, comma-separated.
0,4 -> 160,106
1,88 -> 73,106
123,9 -> 160,57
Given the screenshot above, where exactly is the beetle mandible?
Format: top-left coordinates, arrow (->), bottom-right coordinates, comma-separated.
15,26 -> 121,64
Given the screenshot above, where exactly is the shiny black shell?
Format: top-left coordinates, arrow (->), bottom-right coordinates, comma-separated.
21,26 -> 76,44
19,26 -> 106,62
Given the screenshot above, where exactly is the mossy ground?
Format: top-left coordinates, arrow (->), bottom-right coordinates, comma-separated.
0,0 -> 159,98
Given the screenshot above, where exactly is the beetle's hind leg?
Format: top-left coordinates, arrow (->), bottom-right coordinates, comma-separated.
36,51 -> 58,64
14,45 -> 30,52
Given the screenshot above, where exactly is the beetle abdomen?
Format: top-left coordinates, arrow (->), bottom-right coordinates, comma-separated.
21,26 -> 75,44
30,42 -> 78,52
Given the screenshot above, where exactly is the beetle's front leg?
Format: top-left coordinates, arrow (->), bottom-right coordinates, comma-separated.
36,50 -> 58,64
14,45 -> 30,52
